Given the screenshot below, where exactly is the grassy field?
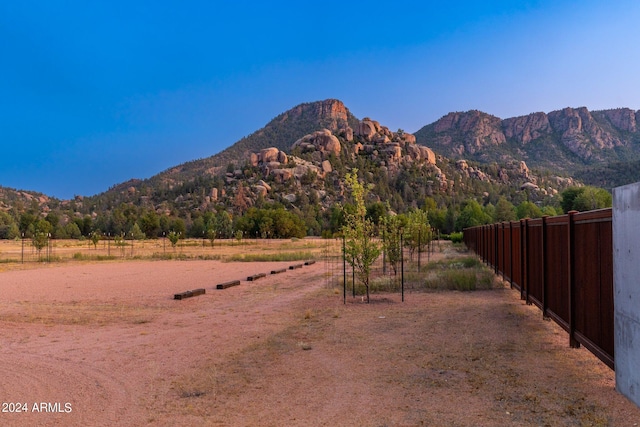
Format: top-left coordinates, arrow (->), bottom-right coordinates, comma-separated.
0,237 -> 338,270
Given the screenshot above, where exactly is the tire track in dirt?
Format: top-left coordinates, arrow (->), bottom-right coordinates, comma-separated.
0,350 -> 138,426
0,260 -> 327,426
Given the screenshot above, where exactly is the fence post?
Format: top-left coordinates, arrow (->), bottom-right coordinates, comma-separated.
509,221 -> 514,289
382,231 -> 386,275
418,229 -> 421,273
520,218 -> 528,301
343,236 -> 346,305
352,254 -> 355,298
568,211 -> 581,348
542,215 -> 548,319
491,224 -> 500,276
501,222 -> 506,281
401,232 -> 404,303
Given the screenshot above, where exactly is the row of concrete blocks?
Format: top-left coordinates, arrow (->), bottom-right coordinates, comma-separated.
173,260 -> 316,299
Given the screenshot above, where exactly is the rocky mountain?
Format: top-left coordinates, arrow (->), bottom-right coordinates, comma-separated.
149,99 -> 359,186
415,107 -> 640,188
62,102 -> 575,238
3,99 -> 633,239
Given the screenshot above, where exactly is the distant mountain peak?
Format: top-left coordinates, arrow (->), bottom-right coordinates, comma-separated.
414,106 -> 640,188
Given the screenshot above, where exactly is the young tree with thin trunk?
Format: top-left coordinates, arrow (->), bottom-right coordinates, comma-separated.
404,209 -> 432,261
380,214 -> 403,276
343,170 -> 381,303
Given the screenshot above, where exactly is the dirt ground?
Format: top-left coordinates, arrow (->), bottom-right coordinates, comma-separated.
0,248 -> 639,426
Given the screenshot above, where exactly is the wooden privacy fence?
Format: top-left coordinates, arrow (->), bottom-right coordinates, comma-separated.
463,208 -> 614,370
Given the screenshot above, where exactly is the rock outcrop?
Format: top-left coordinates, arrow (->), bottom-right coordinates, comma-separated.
598,108 -> 637,132
548,107 -> 621,159
279,99 -> 349,129
431,111 -> 506,154
250,147 -> 289,167
416,106 -> 640,165
503,112 -> 551,144
406,144 -> 436,164
291,129 -> 341,159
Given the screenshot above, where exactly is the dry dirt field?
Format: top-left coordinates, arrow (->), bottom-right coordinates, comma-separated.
1,245 -> 639,426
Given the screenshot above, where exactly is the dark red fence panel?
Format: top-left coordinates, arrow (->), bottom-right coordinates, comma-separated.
544,215 -> 570,331
510,221 -> 522,291
571,209 -> 614,368
526,218 -> 544,309
502,223 -> 512,283
463,208 -> 614,370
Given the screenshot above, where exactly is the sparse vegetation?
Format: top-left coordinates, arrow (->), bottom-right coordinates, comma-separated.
225,251 -> 314,262
421,257 -> 497,291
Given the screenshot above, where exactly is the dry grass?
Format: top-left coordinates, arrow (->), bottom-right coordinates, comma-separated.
0,301 -> 159,325
2,241 -> 638,426
0,237 -> 337,271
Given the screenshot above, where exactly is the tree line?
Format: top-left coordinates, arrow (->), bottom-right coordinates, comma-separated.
0,185 -> 611,244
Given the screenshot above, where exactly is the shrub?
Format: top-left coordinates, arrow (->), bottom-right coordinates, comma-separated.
449,232 -> 464,243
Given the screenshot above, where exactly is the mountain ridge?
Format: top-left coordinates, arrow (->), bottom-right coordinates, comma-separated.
0,98 -> 622,239
415,106 -> 640,185
4,101 -> 639,201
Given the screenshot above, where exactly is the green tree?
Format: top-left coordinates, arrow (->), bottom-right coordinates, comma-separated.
380,214 -> 403,276
365,202 -> 387,226
216,211 -> 234,239
455,200 -> 490,231
271,208 -> 306,238
72,215 -> 94,237
328,205 -> 346,236
516,201 -> 543,219
19,212 -> 38,237
493,197 -> 516,222
342,170 -> 381,303
572,187 -> 612,211
0,212 -> 19,239
560,187 -> 584,213
45,212 -> 60,232
444,206 -> 457,234
234,207 -> 306,239
130,223 -> 146,240
31,219 -> 52,259
427,208 -> 446,234
64,222 -> 82,239
403,209 -> 432,261
90,231 -> 101,249
167,231 -> 180,249
32,232 -> 49,258
138,211 -> 160,238
207,228 -> 217,247
259,216 -> 274,239
170,218 -> 186,236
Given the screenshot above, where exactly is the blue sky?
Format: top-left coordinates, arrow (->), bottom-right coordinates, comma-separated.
2,1 -> 639,199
